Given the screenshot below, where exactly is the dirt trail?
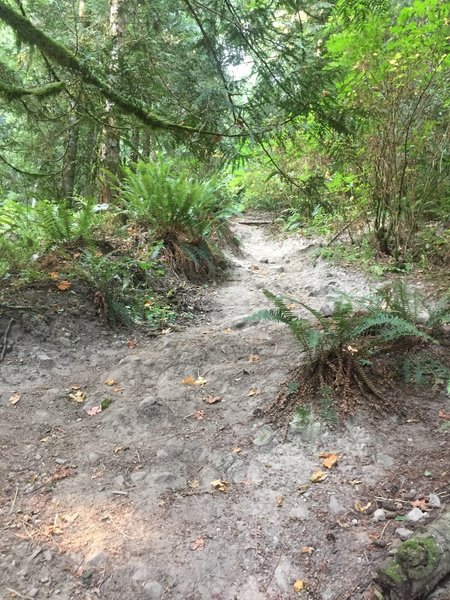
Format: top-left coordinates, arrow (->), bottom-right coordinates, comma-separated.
1,221 -> 449,600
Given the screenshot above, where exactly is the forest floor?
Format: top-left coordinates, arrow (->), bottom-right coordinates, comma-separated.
1,219 -> 449,600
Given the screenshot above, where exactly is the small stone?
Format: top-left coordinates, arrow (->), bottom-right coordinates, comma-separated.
259,258 -> 269,264
407,507 -> 425,522
143,581 -> 163,599
396,527 -> 414,540
43,550 -> 52,562
328,495 -> 346,516
87,452 -> 100,464
84,550 -> 107,568
130,470 -> 147,483
320,304 -> 334,318
404,489 -> 417,500
28,589 -> 39,598
277,266 -> 285,273
428,493 -> 441,508
55,458 -> 66,465
372,509 -> 387,522
351,519 -> 358,526
253,426 -> 274,447
376,453 -> 394,468
37,354 -> 54,368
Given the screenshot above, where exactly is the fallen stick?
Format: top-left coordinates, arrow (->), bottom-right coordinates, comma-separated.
0,317 -> 13,361
375,510 -> 450,599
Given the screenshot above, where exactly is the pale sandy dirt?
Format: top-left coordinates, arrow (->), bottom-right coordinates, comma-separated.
1,221 -> 449,600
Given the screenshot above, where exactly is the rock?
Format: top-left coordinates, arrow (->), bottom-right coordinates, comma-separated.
143,581 -> 163,599
352,518 -> 359,526
43,550 -> 52,562
376,453 -> 394,468
260,258 -> 269,264
87,452 -> 100,464
373,509 -> 387,522
277,266 -> 285,273
407,507 -> 425,522
130,470 -> 147,483
329,495 -> 346,516
85,550 -> 107,568
428,494 -> 441,508
55,458 -> 66,465
396,527 -> 414,540
288,504 -> 309,520
404,489 -> 417,501
253,426 -> 274,447
320,304 -> 334,318
37,354 -> 54,368
28,589 -> 39,598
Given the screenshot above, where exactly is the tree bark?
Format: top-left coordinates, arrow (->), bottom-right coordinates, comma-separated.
376,510 -> 450,600
99,0 -> 124,204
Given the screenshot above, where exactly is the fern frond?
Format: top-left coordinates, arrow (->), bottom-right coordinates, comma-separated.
351,312 -> 433,343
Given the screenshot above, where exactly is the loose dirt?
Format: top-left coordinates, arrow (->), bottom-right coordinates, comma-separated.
1,221 -> 449,600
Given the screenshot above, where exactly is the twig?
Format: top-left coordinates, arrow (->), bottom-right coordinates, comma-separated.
0,318 -> 13,361
379,521 -> 390,540
160,398 -> 175,414
9,486 -> 19,514
105,513 -> 136,539
326,217 -> 359,247
264,551 -> 283,591
6,588 -> 35,600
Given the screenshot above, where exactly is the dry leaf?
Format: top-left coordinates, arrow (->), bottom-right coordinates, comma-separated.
87,406 -> 102,416
438,409 -> 450,420
248,354 -> 260,362
247,387 -> 260,397
203,395 -> 222,404
9,392 -> 21,405
188,479 -> 200,489
276,495 -> 284,507
190,537 -> 205,551
56,280 -> 71,291
320,452 -> 339,469
301,546 -> 314,555
354,500 -> 372,513
68,389 -> 86,403
232,447 -> 242,454
224,327 -> 233,333
293,580 -> 306,593
60,512 -> 79,524
127,339 -> 137,349
114,445 -> 129,453
113,386 -> 125,393
49,271 -> 59,280
411,498 -> 429,511
310,470 -> 327,483
104,378 -> 118,386
210,479 -> 228,493
195,376 -> 208,386
182,375 -> 197,385
52,466 -> 76,481
194,410 -> 205,420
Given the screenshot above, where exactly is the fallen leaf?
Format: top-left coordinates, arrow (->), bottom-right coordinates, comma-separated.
127,339 -> 137,349
210,479 -> 228,493
100,398 -> 113,410
188,479 -> 200,489
49,271 -> 59,280
232,447 -> 242,454
113,386 -> 125,393
438,409 -> 450,420
224,327 -> 233,333
247,387 -> 260,397
52,466 -> 76,481
87,406 -> 102,416
411,498 -> 429,511
9,392 -> 21,405
60,512 -> 79,524
56,280 -> 71,291
193,410 -> 205,420
248,354 -> 260,362
161,328 -> 172,334
293,580 -> 306,593
320,452 -> 339,469
182,375 -> 208,386
310,470 -> 327,483
190,537 -> 205,551
354,500 -> 372,513
114,445 -> 129,453
203,395 -> 222,404
68,389 -> 86,403
276,495 -> 284,507
104,378 -> 118,386
301,546 -> 314,555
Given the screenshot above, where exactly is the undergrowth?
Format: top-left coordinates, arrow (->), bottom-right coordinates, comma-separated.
249,281 -> 450,422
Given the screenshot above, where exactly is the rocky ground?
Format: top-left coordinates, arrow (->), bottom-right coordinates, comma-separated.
1,220 -> 449,600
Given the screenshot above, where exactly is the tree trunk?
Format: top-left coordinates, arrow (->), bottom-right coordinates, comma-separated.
99,0 -> 124,204
376,510 -> 450,600
62,102 -> 79,202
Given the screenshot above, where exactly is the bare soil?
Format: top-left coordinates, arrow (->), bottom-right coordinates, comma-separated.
1,220 -> 449,600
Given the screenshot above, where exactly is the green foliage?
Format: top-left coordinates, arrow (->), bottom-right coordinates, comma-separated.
249,281 -> 449,415
120,159 -> 235,279
76,252 -> 175,328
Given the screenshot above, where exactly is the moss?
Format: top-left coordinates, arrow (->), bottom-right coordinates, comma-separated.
0,79 -> 64,100
396,537 -> 439,580
381,561 -> 404,584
